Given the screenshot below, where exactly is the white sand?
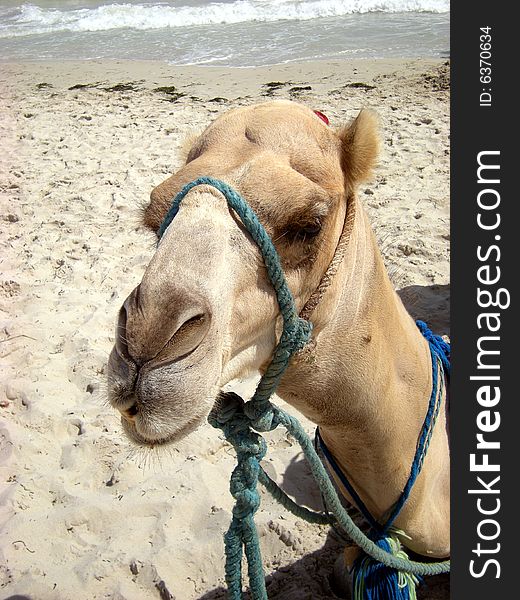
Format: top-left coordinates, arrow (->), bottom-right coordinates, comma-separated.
0,59 -> 449,599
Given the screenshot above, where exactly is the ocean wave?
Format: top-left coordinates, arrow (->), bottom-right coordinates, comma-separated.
0,1 -> 450,38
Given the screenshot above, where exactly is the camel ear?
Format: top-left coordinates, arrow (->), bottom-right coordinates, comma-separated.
141,180 -> 174,232
338,109 -> 380,187
178,129 -> 202,164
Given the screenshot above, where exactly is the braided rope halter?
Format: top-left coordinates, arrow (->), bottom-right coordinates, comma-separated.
158,177 -> 450,600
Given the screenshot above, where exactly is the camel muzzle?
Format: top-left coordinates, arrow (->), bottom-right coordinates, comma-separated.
108,290 -> 215,444
107,188 -> 234,445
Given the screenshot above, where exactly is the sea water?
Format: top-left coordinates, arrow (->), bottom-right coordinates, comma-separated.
0,0 -> 449,66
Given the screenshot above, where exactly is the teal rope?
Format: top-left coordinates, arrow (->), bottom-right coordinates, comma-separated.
266,407 -> 449,576
210,395 -> 449,581
159,177 -> 312,431
258,468 -> 333,526
159,178 -> 450,600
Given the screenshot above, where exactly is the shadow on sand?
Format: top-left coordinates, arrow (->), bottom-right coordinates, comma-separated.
197,529 -> 345,600
279,453 -> 324,513
398,283 -> 450,337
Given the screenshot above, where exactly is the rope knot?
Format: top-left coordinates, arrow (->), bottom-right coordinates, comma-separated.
232,488 -> 261,519
208,391 -> 247,429
416,319 -> 450,376
243,400 -> 275,432
232,432 -> 267,459
282,316 -> 313,355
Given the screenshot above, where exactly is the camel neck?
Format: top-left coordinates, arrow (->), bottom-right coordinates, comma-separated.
278,200 -> 433,522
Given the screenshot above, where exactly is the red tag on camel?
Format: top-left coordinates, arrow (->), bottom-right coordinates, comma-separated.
313,110 -> 329,125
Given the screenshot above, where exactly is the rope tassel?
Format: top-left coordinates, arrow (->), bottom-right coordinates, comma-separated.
352,534 -> 420,600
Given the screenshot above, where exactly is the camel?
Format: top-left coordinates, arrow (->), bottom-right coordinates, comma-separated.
107,100 -> 450,565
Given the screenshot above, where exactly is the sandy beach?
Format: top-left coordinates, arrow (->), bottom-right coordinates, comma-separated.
0,58 -> 450,599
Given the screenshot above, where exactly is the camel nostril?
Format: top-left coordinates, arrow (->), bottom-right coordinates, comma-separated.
121,403 -> 139,422
116,282 -> 212,367
115,304 -> 130,359
179,313 -> 206,332
159,311 -> 210,362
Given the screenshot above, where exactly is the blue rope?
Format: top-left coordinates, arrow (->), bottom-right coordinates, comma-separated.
209,394 -> 449,582
158,178 -> 450,600
416,320 -> 450,377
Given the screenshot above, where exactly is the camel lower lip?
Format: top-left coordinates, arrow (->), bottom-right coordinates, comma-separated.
123,426 -> 174,447
121,415 -> 205,447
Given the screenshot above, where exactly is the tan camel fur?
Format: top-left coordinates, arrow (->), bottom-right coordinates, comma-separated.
107,100 -> 450,559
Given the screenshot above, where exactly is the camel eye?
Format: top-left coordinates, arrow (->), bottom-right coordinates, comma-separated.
301,221 -> 322,237
285,219 -> 323,243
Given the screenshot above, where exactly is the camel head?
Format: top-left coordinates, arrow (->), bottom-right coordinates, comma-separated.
107,100 -> 379,447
